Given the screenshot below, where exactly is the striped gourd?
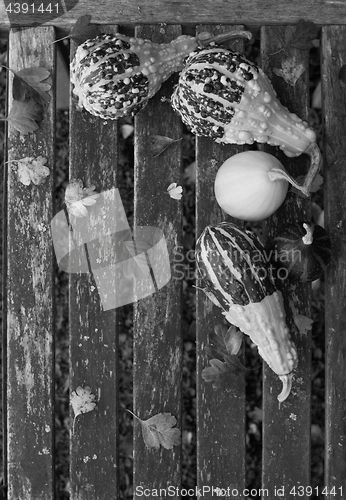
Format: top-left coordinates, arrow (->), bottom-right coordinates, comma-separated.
171,44 -> 321,196
196,221 -> 298,402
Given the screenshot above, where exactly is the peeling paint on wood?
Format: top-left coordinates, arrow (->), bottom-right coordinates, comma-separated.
195,26 -> 246,495
261,25 -> 312,491
5,27 -> 55,500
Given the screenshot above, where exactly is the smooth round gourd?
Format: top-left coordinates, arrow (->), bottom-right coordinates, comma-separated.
214,151 -> 289,221
273,221 -> 332,282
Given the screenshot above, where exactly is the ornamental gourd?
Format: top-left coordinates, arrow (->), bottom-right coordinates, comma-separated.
70,31 -> 250,120
214,151 -> 289,221
196,221 -> 297,402
171,44 -> 321,196
273,222 -> 332,282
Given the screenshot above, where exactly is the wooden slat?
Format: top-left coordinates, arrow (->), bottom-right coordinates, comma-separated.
195,26 -> 246,495
69,25 -> 120,500
321,25 -> 346,499
133,24 -> 183,499
5,27 -> 55,499
1,1 -> 346,36
260,26 -> 312,494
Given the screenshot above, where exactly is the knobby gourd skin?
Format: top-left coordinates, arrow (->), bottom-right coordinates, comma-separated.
70,33 -> 198,119
196,222 -> 298,403
171,44 -> 321,195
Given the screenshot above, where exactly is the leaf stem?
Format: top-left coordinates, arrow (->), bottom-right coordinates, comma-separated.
125,408 -> 142,422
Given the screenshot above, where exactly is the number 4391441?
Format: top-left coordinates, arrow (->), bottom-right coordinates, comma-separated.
6,3 -> 60,14
289,486 -> 343,496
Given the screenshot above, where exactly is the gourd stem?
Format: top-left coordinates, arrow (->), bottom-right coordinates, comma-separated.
278,374 -> 293,403
268,168 -> 308,194
197,30 -> 253,47
268,142 -> 322,197
302,223 -> 313,245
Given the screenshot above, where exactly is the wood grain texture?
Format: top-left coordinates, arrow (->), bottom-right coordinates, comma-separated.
195,26 -> 246,497
261,26 -> 312,496
321,25 -> 346,499
133,24 -> 183,500
5,27 -> 55,500
69,25 -> 119,500
0,0 -> 346,37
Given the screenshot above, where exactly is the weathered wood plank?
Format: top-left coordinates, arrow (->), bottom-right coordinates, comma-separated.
69,25 -> 120,500
0,1 -> 346,36
133,24 -> 183,500
5,27 -> 55,500
195,26 -> 246,497
260,26 -> 312,496
321,25 -> 346,500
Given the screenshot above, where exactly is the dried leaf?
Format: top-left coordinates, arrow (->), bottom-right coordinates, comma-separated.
53,14 -> 99,45
10,156 -> 50,186
294,314 -> 313,335
149,135 -> 182,158
273,58 -> 306,86
70,386 -> 97,434
123,239 -> 152,278
206,323 -> 244,360
3,98 -> 43,135
167,182 -> 183,200
287,20 -> 318,51
65,178 -> 99,218
127,410 -> 181,450
13,67 -> 51,106
202,356 -> 245,391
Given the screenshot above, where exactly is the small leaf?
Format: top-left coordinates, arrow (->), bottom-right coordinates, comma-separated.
294,314 -> 313,335
127,410 -> 181,450
167,182 -> 183,200
65,178 -> 99,218
149,135 -> 182,157
288,20 -> 318,51
13,67 -> 51,106
273,58 -> 306,86
70,386 -> 97,434
10,156 -> 50,186
3,98 -> 43,135
206,323 -> 244,361
53,14 -> 99,45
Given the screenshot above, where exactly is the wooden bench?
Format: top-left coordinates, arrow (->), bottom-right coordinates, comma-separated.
1,2 -> 346,499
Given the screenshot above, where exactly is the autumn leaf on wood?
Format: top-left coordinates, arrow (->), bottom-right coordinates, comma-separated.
9,156 -> 50,186
273,58 -> 306,86
64,178 -> 100,218
294,314 -> 313,335
12,67 -> 51,106
2,98 -> 43,135
206,323 -> 244,360
127,410 -> 181,450
287,20 -> 319,51
202,357 -> 245,392
149,135 -> 182,158
53,14 -> 99,45
166,182 -> 183,200
70,386 -> 97,434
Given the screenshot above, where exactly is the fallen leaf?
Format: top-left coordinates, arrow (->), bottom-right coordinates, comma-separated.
273,58 -> 306,86
167,182 -> 183,200
202,356 -> 245,391
206,323 -> 244,361
294,314 -> 313,335
64,178 -> 100,218
3,98 -> 43,135
10,156 -> 50,186
13,67 -> 51,106
149,135 -> 182,157
127,410 -> 181,450
287,20 -> 319,51
70,386 -> 97,434
53,14 -> 99,45
123,239 -> 152,278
